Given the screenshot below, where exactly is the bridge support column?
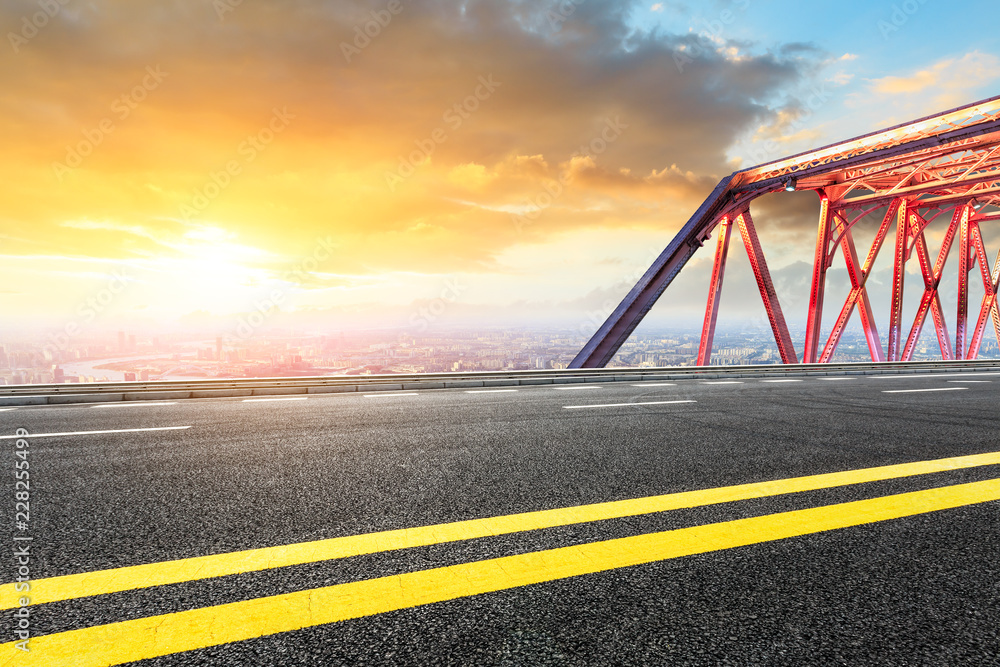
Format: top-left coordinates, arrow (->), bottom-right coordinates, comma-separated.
803,196 -> 832,364
956,205 -> 973,359
697,216 -> 733,366
888,200 -> 911,361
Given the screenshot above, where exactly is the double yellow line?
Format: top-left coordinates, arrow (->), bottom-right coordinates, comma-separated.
4,451 -> 1000,665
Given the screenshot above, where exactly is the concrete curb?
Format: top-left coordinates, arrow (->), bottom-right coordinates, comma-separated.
47,393 -> 124,404
190,389 -> 254,399
2,363 -> 998,407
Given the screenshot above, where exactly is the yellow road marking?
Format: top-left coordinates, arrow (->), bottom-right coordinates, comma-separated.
4,478 -> 999,666
3,449 -> 1000,611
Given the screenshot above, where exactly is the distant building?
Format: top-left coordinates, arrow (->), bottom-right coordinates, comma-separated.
124,372 -> 137,381
118,331 -> 126,351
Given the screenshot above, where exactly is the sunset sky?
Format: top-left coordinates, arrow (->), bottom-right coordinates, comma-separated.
3,0 -> 1000,339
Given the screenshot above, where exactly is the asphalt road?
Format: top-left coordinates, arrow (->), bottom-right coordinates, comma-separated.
1,370 -> 999,665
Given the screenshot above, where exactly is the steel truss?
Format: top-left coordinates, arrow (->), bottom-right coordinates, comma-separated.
571,95 -> 1000,367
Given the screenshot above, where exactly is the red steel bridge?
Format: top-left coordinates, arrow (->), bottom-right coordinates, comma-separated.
571,95 -> 1000,368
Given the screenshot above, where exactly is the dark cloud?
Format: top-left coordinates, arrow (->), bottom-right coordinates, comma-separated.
779,42 -> 825,58
2,0 -> 817,170
0,0 -> 832,282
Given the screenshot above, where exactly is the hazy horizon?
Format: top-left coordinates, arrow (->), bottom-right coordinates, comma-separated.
4,0 -> 1000,349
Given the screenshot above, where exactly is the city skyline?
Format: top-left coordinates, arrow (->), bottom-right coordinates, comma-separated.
3,321 -> 993,387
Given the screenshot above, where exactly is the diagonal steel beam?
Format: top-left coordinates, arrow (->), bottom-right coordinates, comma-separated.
901,207 -> 959,361
912,227 -> 952,359
569,176 -> 737,368
967,221 -> 1000,359
990,233 -> 1000,350
832,214 -> 883,362
697,216 -> 733,366
804,196 -> 833,363
952,144 -> 1000,183
736,210 -> 798,364
819,200 -> 900,363
992,249 -> 1000,350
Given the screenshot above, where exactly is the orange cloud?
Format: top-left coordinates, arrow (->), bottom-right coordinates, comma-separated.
869,51 -> 1000,109
0,0 -> 824,324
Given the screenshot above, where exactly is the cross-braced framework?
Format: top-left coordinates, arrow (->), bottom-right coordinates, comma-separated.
571,95 -> 1000,368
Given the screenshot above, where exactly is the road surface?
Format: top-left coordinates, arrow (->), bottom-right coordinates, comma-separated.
1,370 -> 999,665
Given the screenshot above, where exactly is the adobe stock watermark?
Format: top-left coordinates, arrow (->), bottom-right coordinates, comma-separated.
577,248 -> 660,338
877,0 -> 931,39
673,0 -> 751,73
734,83 -> 833,167
52,66 -> 168,182
341,0 -> 405,63
8,0 -> 70,54
511,116 -> 628,233
384,75 -> 501,192
233,290 -> 287,341
213,0 -> 242,21
180,107 -> 294,222
282,236 -> 338,288
409,277 -> 466,332
12,428 -> 32,652
233,236 -> 336,340
43,269 -> 133,356
546,0 -> 586,29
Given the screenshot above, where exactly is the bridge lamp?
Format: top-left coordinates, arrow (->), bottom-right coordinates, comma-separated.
784,177 -> 797,192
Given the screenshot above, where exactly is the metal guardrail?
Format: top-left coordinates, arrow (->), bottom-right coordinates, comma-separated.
1,360 -> 998,406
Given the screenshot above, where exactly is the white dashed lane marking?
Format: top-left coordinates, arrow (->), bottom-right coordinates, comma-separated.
882,387 -> 968,394
93,402 -> 178,408
465,389 -> 519,393
0,426 -> 192,439
564,400 -> 696,409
